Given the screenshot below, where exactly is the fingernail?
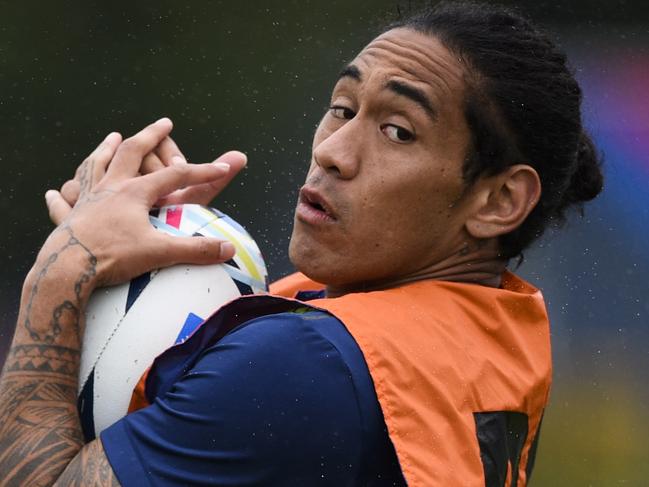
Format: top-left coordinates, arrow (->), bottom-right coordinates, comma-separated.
104,132 -> 119,142
171,155 -> 186,165
156,117 -> 172,126
221,150 -> 247,166
213,162 -> 231,171
44,190 -> 56,202
220,242 -> 236,259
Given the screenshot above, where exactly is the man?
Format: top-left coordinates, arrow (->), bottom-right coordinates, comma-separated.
0,2 -> 602,486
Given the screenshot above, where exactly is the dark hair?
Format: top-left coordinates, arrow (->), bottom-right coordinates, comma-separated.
390,1 -> 604,260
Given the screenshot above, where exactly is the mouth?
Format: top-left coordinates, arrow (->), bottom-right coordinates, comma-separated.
296,186 -> 337,224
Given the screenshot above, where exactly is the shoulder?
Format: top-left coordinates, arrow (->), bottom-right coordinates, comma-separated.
225,308 -> 364,353
223,308 -> 345,346
201,308 -> 359,372
102,309 -> 381,485
189,309 -> 375,418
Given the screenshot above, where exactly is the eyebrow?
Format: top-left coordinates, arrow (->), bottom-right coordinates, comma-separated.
386,80 -> 437,121
337,64 -> 437,122
337,64 -> 362,82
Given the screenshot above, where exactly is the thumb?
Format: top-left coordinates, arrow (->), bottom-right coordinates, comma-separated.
156,234 -> 236,267
45,190 -> 72,225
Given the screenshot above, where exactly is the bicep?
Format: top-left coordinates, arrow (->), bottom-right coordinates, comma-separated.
54,438 -> 120,487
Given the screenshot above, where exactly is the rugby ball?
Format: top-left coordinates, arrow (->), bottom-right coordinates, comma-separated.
77,204 -> 268,441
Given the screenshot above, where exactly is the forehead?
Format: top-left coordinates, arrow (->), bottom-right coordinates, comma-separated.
348,28 -> 466,108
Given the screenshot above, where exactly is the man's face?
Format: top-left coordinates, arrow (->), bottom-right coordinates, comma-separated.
289,28 -> 475,290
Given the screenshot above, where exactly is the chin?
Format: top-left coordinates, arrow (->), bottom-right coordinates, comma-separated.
289,238 -> 325,283
288,226 -> 370,288
288,237 -> 339,286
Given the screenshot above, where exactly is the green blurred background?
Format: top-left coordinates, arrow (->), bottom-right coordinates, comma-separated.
1,1 -> 648,484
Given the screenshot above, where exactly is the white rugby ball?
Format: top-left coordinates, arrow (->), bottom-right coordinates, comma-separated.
77,204 -> 268,441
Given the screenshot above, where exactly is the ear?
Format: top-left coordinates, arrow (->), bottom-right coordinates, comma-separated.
465,164 -> 541,239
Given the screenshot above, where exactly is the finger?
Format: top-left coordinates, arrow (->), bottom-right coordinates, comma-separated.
105,118 -> 174,181
154,234 -> 236,267
74,132 -> 122,181
45,190 -> 72,225
154,151 -> 247,206
155,183 -> 226,207
141,153 -> 166,175
89,132 -> 123,186
155,136 -> 187,166
77,132 -> 123,199
60,179 -> 80,207
139,161 -> 232,206
211,150 -> 247,180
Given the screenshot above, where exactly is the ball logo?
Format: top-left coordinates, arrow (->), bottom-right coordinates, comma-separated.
175,312 -> 205,345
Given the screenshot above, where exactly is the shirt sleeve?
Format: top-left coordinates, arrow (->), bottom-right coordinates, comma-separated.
100,311 -> 376,486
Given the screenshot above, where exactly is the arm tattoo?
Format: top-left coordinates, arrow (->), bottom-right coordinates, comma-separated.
0,358 -> 83,486
23,225 -> 97,344
5,344 -> 79,375
54,440 -> 121,487
0,225 -> 119,485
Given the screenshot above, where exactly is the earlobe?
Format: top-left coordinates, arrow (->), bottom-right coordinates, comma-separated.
465,165 -> 541,239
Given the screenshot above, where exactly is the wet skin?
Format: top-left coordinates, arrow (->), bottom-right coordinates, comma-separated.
289,28 -> 509,295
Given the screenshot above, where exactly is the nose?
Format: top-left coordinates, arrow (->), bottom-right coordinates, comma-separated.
312,120 -> 362,179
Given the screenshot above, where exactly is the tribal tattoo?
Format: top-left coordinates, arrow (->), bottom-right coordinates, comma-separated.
5,344 -> 79,375
54,440 -> 120,487
0,226 -> 119,486
0,367 -> 82,486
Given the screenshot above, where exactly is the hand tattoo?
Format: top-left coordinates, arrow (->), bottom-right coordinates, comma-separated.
77,156 -> 95,201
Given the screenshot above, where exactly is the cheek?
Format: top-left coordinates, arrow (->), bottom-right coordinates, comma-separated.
353,174 -> 462,252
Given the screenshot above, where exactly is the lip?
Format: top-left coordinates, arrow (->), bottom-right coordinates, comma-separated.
296,186 -> 337,224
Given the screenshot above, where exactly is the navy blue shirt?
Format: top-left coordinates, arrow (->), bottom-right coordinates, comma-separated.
101,309 -> 406,486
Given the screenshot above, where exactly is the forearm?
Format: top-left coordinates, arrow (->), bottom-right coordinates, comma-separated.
0,225 -> 97,486
0,119 -> 235,486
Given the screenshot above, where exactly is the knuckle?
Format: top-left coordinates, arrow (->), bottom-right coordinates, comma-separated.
196,238 -> 211,256
118,138 -> 144,154
60,183 -> 79,204
171,163 -> 191,179
193,238 -> 217,262
97,142 -> 114,158
119,180 -> 139,195
74,159 -> 88,178
61,179 -> 77,192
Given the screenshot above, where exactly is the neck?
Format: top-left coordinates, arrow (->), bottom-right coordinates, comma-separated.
325,241 -> 508,298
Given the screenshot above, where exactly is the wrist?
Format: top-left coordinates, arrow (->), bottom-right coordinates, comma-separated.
18,241 -> 99,347
25,229 -> 100,305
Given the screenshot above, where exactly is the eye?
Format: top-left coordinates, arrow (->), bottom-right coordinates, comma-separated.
329,105 -> 356,120
381,124 -> 415,143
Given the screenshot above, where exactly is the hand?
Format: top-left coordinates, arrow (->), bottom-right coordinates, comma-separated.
41,118 -> 239,288
52,131 -> 246,223
55,133 -> 180,217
